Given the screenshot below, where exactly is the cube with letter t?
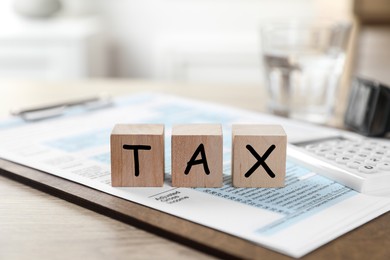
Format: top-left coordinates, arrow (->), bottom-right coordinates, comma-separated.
232,124 -> 287,188
171,124 -> 223,187
110,124 -> 164,187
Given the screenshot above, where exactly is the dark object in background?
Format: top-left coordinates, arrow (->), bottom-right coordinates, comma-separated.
354,0 -> 390,24
344,77 -> 390,137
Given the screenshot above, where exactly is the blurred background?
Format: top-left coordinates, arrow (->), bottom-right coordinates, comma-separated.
0,0 -> 388,85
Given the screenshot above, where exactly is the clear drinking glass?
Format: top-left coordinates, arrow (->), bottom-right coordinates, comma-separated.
261,21 -> 351,124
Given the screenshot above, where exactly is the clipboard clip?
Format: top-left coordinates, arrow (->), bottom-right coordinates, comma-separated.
10,94 -> 113,121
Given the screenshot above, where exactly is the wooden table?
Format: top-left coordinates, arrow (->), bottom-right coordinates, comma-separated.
1,79 -> 389,259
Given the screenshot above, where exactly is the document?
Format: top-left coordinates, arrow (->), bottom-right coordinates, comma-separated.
0,93 -> 389,258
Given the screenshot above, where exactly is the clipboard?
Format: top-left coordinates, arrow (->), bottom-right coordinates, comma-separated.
1,92 -> 389,259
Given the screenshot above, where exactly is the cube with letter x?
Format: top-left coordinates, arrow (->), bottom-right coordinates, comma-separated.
171,124 -> 223,187
110,124 -> 164,187
232,124 -> 287,188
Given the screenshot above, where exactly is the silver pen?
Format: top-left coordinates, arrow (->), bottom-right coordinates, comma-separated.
10,94 -> 112,121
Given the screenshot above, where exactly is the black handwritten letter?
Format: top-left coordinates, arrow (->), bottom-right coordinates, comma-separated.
245,144 -> 276,178
184,143 -> 210,175
122,145 -> 152,177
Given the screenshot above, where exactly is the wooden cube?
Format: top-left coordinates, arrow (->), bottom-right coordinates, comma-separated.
232,125 -> 287,188
171,124 -> 223,187
110,124 -> 164,187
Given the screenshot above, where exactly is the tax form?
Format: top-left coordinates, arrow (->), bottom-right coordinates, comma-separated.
0,93 -> 389,258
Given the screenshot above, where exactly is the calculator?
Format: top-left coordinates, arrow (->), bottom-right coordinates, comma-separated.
288,136 -> 390,196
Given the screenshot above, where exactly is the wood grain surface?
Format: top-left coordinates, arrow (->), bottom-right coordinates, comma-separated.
232,125 -> 287,188
111,124 -> 165,187
171,124 -> 223,187
0,167 -> 216,260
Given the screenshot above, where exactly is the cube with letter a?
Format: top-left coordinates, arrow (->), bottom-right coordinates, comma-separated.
232,124 -> 287,188
110,124 -> 164,187
171,124 -> 223,187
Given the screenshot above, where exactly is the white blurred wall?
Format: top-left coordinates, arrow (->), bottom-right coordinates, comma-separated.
96,0 -> 353,84
0,0 -> 353,83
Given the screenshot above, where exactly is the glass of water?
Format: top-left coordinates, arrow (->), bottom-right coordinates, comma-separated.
261,21 -> 351,124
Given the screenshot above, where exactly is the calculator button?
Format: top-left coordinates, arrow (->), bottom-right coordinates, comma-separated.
348,143 -> 362,149
343,152 -> 357,158
354,154 -> 370,161
377,162 -> 390,171
358,165 -> 378,174
377,144 -> 390,150
333,146 -> 345,152
315,148 -> 332,156
347,161 -> 363,169
325,151 -> 342,160
365,158 -> 380,166
369,154 -> 383,160
360,146 -> 375,153
374,148 -> 386,153
343,149 -> 358,155
336,156 -> 352,164
372,150 -> 386,157
357,149 -> 371,156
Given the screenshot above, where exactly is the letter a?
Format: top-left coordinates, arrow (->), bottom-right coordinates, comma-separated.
184,143 -> 210,175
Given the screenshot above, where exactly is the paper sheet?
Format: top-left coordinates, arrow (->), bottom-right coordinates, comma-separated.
0,93 -> 389,258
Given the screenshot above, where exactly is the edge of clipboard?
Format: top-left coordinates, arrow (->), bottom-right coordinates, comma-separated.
0,158 -> 287,260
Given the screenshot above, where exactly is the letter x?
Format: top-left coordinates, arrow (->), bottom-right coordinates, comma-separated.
244,144 -> 276,178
